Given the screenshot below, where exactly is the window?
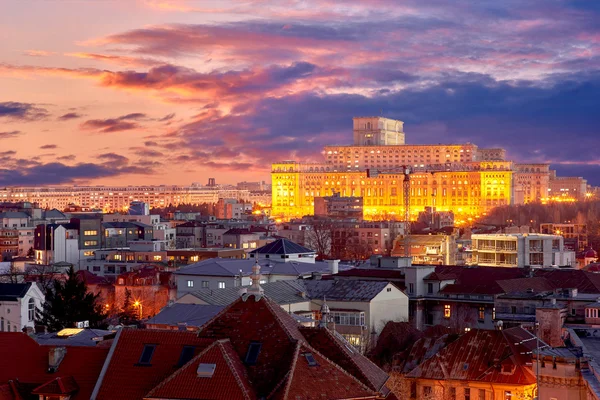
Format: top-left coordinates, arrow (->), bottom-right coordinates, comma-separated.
245,342 -> 262,365
449,387 -> 456,400
84,240 -> 98,246
138,344 -> 156,365
218,281 -> 225,289
114,254 -> 122,261
202,281 -> 209,288
177,346 -> 196,367
387,288 -> 392,292
84,230 -> 98,236
409,283 -> 414,294
427,283 -> 433,294
83,251 -> 95,256
444,304 -> 451,318
303,352 -> 318,367
0,317 -> 3,332
424,386 -> 432,397
504,392 -> 511,400
478,307 -> 485,321
511,306 -> 517,314
464,388 -> 470,400
187,280 -> 194,288
478,389 -> 485,400
28,298 -> 35,321
153,255 -> 162,261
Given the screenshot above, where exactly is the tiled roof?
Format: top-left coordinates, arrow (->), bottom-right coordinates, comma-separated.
0,332 -> 108,400
406,328 -> 537,385
0,211 -> 29,219
269,342 -> 377,400
146,304 -> 225,327
145,339 -> 255,400
249,238 -> 315,255
185,280 -> 308,306
438,267 -> 527,295
223,228 -> 258,235
0,283 -> 32,301
534,269 -> 600,293
32,376 -> 78,395
93,329 -> 214,400
175,258 -> 337,278
300,326 -> 389,391
329,268 -> 405,280
496,277 -> 554,294
304,280 -> 390,301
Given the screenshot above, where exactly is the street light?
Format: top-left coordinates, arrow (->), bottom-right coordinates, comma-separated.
134,301 -> 142,320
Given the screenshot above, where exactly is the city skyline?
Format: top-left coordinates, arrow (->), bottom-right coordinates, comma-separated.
1,1 -> 599,186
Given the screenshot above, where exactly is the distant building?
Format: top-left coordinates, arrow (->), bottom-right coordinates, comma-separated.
215,198 -> 251,219
416,207 -> 454,230
548,171 -> 588,200
314,193 -> 363,219
391,234 -> 456,265
471,233 -> 576,268
540,222 -> 588,251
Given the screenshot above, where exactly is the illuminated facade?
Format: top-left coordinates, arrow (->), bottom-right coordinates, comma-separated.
0,185 -> 253,212
273,116 -> 517,220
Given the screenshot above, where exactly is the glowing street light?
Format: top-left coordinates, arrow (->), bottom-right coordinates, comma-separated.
134,301 -> 143,320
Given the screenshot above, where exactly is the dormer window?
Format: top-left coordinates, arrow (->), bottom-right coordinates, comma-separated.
177,346 -> 196,367
303,352 -> 318,367
137,344 -> 156,366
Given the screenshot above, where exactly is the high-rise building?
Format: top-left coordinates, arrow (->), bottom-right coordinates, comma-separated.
271,116 -> 560,221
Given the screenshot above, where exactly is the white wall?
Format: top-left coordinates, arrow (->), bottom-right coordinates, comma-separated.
0,283 -> 44,332
370,283 -> 409,332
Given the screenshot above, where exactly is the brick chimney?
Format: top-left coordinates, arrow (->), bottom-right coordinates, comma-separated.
536,301 -> 567,348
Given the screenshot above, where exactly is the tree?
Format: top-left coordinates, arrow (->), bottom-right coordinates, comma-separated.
37,267 -> 107,331
305,220 -> 333,259
118,288 -> 139,326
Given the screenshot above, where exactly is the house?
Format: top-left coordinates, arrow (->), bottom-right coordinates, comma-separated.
174,239 -> 341,296
0,332 -> 109,399
114,266 -> 176,319
90,269 -> 396,400
177,277 -> 409,352
402,328 -> 537,400
0,282 -> 44,332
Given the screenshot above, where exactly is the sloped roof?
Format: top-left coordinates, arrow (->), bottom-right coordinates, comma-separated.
146,304 -> 225,327
175,258 -> 336,278
438,267 -> 527,295
93,330 -> 214,400
0,283 -> 32,301
145,339 -> 255,400
185,280 -> 309,306
249,238 -> 315,255
406,328 -> 537,386
269,342 -> 377,400
0,333 -> 108,400
300,326 -> 389,392
35,328 -> 115,347
304,280 -> 390,302
496,277 -> 554,294
534,269 -> 600,293
0,211 -> 29,219
32,376 -> 79,395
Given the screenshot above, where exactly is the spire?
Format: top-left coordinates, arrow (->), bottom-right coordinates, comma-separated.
242,259 -> 264,302
319,297 -> 330,328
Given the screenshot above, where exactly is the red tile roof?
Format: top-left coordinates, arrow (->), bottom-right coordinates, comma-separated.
300,326 -> 389,391
145,339 -> 255,400
32,376 -> 78,395
438,267 -> 527,295
93,329 -> 214,400
269,343 -> 378,400
0,332 -> 108,400
496,277 -> 554,294
406,328 -> 536,386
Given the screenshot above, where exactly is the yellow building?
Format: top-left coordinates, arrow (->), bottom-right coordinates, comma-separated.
271,116 -> 552,221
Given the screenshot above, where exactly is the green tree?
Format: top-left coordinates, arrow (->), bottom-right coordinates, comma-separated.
118,288 -> 139,326
37,267 -> 107,331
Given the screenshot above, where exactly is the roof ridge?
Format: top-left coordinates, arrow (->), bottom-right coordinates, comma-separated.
217,339 -> 253,400
280,342 -> 301,400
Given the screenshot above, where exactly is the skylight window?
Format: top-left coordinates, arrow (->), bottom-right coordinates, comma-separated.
245,342 -> 262,365
197,363 -> 216,378
303,352 -> 318,367
138,344 -> 156,365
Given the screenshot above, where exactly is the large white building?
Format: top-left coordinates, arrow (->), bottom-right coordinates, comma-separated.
471,233 -> 576,268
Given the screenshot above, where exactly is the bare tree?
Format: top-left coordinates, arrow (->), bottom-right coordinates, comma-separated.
305,220 -> 333,259
0,261 -> 22,284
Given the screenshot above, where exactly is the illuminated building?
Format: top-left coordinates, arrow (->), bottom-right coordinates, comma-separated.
0,185 -> 254,212
272,116 -> 564,221
548,171 -> 588,201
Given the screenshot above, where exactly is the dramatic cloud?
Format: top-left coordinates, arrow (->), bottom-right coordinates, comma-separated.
0,102 -> 49,121
0,131 -> 23,139
81,113 -> 147,133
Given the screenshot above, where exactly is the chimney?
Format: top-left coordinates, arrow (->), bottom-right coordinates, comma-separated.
48,347 -> 67,373
536,306 -> 566,347
327,259 -> 339,274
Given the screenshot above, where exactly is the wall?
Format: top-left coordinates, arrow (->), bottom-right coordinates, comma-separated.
370,284 -> 409,332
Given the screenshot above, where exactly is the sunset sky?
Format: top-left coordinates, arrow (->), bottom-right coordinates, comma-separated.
1,0 -> 599,186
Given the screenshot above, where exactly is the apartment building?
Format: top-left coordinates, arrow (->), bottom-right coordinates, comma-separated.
540,222 -> 588,250
472,233 -> 576,268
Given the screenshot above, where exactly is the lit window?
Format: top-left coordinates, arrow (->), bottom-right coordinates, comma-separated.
84,240 -> 98,246
478,307 -> 485,321
153,255 -> 162,261
84,230 -> 98,236
190,255 -> 199,262
444,304 -> 451,318
114,254 -> 122,261
187,280 -> 194,288
218,281 -> 225,289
